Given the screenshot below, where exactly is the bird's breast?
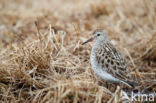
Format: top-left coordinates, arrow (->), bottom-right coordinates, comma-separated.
90,49 -> 99,71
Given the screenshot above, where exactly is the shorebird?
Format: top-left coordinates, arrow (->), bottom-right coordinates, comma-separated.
82,29 -> 136,88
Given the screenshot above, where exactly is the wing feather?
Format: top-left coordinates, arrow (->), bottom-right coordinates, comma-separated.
95,42 -> 131,81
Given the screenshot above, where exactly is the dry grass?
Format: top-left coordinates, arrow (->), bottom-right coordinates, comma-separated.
0,0 -> 156,102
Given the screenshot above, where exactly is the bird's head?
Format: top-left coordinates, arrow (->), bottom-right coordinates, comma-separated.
82,29 -> 109,45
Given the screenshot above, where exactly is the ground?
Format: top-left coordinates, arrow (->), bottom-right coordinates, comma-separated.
0,0 -> 156,102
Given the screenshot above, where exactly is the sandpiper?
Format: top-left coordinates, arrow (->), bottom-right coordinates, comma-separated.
82,29 -> 136,88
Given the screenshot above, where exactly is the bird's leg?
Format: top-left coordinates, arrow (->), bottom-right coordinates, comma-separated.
120,83 -> 123,90
106,82 -> 109,89
114,83 -> 118,91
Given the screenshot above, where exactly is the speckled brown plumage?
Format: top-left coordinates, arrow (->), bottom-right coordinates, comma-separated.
95,42 -> 130,81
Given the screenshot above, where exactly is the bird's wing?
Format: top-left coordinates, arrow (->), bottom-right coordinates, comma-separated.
95,42 -> 131,81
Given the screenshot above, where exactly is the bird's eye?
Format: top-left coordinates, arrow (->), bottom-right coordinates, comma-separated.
97,34 -> 100,36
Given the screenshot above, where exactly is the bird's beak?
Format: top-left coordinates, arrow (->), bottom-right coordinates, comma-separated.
82,36 -> 94,45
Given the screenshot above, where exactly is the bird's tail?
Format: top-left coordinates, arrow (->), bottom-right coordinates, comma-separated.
127,80 -> 138,88
121,80 -> 138,88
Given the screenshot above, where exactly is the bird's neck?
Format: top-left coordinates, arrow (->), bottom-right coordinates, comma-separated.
93,40 -> 108,49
